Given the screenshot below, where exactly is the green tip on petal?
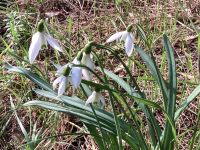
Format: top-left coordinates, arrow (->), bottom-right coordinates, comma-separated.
84,41 -> 95,54
126,25 -> 133,32
77,51 -> 83,61
37,20 -> 45,32
62,66 -> 71,76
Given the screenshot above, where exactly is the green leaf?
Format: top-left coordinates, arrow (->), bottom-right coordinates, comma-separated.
134,46 -> 168,108
81,79 -> 110,91
6,65 -> 53,92
24,100 -> 140,149
162,34 -> 177,150
68,16 -> 73,34
10,96 -> 33,149
34,89 -> 138,137
80,83 -> 92,97
96,44 -> 161,148
136,25 -> 149,47
85,123 -> 105,150
175,84 -> 200,119
102,68 -> 139,97
24,100 -> 115,133
163,34 -> 177,118
126,94 -> 177,146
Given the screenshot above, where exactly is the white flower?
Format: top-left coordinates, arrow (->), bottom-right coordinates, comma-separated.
71,58 -> 82,88
85,91 -> 105,106
106,29 -> 134,57
53,64 -> 69,96
29,31 -> 63,64
53,75 -> 68,96
81,53 -> 94,81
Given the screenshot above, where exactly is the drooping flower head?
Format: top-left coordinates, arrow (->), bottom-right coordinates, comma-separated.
81,41 -> 95,81
71,51 -> 83,89
85,87 -> 105,106
53,64 -> 71,96
29,20 -> 63,64
106,25 -> 134,57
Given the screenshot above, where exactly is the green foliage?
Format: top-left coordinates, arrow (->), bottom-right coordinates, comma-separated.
5,31 -> 200,149
1,1 -> 199,149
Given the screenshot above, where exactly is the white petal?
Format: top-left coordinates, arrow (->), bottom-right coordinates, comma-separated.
58,76 -> 67,96
81,53 -> 88,66
29,32 -> 43,64
130,33 -> 134,39
82,53 -> 94,71
72,58 -> 79,65
120,31 -> 128,42
71,67 -> 82,88
52,76 -> 62,89
41,32 -> 47,46
85,91 -> 97,105
71,60 -> 82,88
106,31 -> 124,43
82,54 -> 94,70
45,34 -> 63,52
82,69 -> 91,81
87,55 -> 94,71
125,33 -> 134,57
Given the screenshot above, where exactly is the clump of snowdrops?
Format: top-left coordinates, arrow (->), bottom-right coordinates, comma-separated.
7,20 -> 200,150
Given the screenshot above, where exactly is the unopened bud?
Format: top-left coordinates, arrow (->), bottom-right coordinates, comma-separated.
84,41 -> 95,54
77,51 -> 83,61
126,25 -> 133,32
62,66 -> 71,76
37,20 -> 45,32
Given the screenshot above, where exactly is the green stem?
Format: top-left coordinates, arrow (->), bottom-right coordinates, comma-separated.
95,44 -> 162,148
90,103 -> 107,149
92,50 -> 122,149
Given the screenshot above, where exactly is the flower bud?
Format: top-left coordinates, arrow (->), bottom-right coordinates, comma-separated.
95,87 -> 101,92
76,51 -> 83,61
62,66 -> 71,76
37,20 -> 45,32
126,25 -> 133,32
83,41 -> 95,54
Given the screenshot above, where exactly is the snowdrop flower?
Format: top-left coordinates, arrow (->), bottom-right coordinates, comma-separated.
81,42 -> 95,81
106,25 -> 134,57
53,64 -> 71,96
29,20 -> 63,64
71,52 -> 83,88
85,90 -> 105,106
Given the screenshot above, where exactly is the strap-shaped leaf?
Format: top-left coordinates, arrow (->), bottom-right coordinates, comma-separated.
85,123 -> 106,150
34,89 -> 139,141
10,96 -> 33,149
24,100 -> 139,149
163,34 -> 177,118
24,100 -> 116,133
95,44 -> 162,148
6,65 -> 53,92
175,84 -> 200,119
134,46 -> 168,108
162,35 -> 177,150
102,68 -> 140,97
